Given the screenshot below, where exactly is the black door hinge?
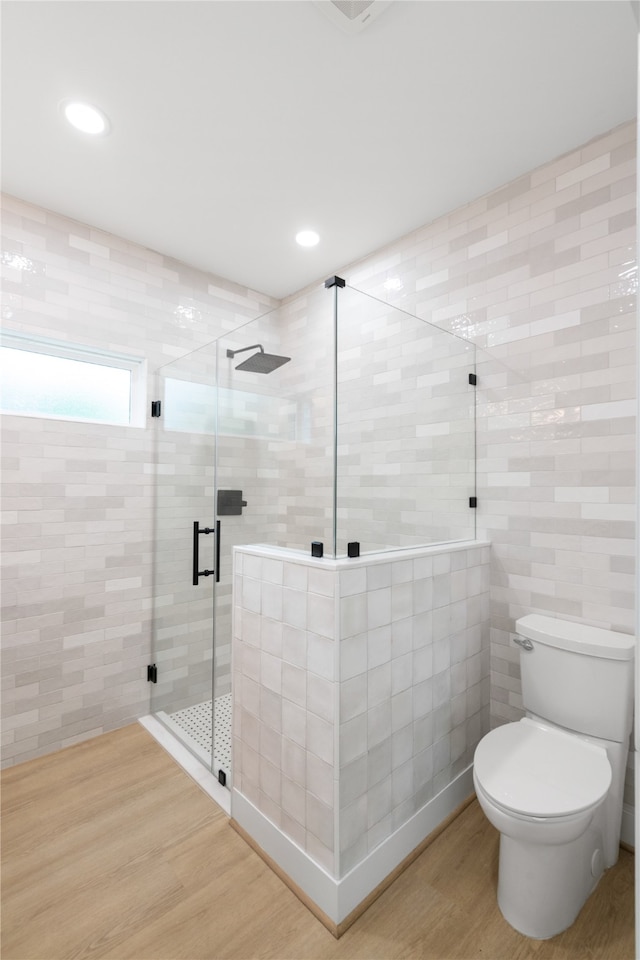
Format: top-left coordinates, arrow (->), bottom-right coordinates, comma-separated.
468,373 -> 477,386
469,497 -> 478,508
151,400 -> 162,418
147,664 -> 158,683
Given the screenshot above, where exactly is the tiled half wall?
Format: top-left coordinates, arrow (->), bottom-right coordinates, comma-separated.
231,540 -> 490,918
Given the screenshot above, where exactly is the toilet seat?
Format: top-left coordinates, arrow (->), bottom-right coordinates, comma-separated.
474,718 -> 611,819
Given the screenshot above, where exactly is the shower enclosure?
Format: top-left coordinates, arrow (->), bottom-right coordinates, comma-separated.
150,279 -> 476,785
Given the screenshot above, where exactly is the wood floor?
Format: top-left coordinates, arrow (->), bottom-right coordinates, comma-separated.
1,723 -> 634,960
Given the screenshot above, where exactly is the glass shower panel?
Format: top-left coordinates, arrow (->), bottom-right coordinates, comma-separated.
215,285 -> 335,556
335,285 -> 476,555
150,341 -> 218,773
214,287 -> 334,779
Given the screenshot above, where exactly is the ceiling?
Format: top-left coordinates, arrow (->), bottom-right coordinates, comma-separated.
1,1 -> 637,300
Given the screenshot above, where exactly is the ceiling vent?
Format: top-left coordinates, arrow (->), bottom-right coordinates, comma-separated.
313,0 -> 393,34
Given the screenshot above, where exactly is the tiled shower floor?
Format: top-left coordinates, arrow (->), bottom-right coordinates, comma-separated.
158,693 -> 232,778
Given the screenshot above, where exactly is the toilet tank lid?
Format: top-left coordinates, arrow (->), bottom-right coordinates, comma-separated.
515,614 -> 635,661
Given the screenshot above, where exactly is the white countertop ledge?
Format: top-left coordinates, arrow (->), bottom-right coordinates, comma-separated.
233,539 -> 490,569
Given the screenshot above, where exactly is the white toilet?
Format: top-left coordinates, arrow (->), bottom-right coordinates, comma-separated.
473,613 -> 634,939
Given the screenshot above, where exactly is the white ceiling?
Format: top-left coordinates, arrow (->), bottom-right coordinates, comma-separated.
1,1 -> 637,299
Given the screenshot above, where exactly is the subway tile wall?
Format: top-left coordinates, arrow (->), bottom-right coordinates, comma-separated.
335,285 -> 477,552
1,115 -> 636,797
1,194 -> 277,766
332,120 -> 637,812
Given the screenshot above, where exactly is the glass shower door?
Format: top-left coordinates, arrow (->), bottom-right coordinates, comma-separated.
150,288 -> 334,787
150,341 -> 219,776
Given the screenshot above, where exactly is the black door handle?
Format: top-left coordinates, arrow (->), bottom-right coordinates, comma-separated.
192,521 -> 220,585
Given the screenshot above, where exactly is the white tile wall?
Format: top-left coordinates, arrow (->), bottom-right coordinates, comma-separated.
331,118 -> 637,813
232,542 -> 490,879
335,286 -> 476,552
0,194 -> 277,766
2,112 -> 635,831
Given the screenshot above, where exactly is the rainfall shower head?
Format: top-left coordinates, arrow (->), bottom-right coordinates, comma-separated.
226,344 -> 291,374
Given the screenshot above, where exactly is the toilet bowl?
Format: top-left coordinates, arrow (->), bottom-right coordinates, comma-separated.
475,717 -> 611,827
473,614 -> 633,939
474,717 -> 612,938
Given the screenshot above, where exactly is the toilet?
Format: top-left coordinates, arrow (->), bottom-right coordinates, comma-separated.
473,614 -> 634,939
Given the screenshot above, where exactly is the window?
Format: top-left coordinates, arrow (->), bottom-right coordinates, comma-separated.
0,333 -> 146,427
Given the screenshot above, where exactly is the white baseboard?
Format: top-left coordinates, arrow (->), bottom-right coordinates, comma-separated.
232,764 -> 474,925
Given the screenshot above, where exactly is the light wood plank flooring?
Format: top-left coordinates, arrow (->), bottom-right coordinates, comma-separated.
1,723 -> 634,960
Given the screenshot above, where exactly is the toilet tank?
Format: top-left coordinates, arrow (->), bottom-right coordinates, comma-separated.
515,614 -> 635,743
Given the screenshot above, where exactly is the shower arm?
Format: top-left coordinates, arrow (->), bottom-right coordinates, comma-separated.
226,344 -> 264,359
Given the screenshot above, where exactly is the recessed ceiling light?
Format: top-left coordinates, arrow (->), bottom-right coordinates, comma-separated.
296,230 -> 320,248
61,100 -> 110,136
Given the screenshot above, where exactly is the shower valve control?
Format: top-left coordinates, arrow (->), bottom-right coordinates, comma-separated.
217,490 -> 247,516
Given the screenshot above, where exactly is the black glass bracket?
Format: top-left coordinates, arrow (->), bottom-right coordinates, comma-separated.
324,275 -> 345,289
193,520 -> 221,584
